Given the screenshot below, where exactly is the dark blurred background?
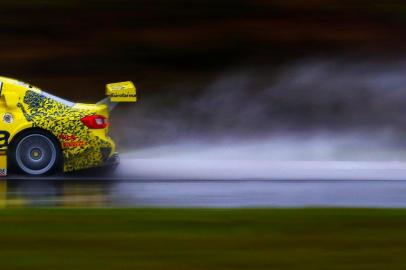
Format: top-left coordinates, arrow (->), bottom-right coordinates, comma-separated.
3,0 -> 406,156
3,0 -> 406,93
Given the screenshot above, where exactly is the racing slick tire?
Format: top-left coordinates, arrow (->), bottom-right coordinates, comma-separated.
9,129 -> 62,176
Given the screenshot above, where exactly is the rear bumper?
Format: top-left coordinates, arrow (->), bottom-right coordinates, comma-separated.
62,133 -> 118,172
104,152 -> 120,167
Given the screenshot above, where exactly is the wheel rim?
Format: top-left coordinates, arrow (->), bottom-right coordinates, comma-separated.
15,134 -> 57,175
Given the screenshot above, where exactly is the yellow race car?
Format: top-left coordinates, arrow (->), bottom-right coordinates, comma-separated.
0,76 -> 136,176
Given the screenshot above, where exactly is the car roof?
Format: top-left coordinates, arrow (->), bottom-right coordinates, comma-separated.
0,76 -> 33,88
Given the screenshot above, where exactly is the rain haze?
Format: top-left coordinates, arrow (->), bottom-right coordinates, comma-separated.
111,57 -> 406,180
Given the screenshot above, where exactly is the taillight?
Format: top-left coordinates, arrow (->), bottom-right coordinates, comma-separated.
81,115 -> 109,129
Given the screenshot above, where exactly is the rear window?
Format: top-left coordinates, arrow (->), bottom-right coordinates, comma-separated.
41,91 -> 75,107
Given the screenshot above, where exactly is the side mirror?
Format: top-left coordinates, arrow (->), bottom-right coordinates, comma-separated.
3,91 -> 19,110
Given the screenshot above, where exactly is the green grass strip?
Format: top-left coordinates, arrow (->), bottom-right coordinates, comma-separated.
0,208 -> 405,269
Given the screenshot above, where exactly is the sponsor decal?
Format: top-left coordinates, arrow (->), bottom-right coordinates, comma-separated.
58,134 -> 77,141
110,85 -> 126,91
110,93 -> 136,98
63,141 -> 86,148
58,134 -> 86,148
0,131 -> 10,148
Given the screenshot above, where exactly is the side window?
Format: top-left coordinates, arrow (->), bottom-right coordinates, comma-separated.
41,91 -> 75,107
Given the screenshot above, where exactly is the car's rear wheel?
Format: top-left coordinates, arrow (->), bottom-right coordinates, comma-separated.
11,131 -> 61,175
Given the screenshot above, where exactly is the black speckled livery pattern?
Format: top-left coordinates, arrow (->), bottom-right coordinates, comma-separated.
18,90 -> 111,172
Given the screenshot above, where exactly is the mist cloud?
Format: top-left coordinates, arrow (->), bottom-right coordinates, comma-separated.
111,56 -> 406,161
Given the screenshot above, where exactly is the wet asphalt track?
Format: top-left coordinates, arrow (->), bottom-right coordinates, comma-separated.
4,159 -> 406,208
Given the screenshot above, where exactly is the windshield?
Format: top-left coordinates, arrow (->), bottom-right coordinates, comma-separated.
41,91 -> 75,107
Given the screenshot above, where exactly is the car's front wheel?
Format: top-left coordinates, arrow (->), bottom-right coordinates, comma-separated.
10,130 -> 61,176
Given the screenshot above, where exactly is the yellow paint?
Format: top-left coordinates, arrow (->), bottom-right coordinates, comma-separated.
0,76 -> 131,174
106,81 -> 137,102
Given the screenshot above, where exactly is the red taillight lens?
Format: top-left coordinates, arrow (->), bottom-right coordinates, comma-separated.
80,115 -> 109,129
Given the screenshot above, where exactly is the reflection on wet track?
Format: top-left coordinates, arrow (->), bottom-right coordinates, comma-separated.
5,180 -> 113,207
3,160 -> 406,208
2,179 -> 406,208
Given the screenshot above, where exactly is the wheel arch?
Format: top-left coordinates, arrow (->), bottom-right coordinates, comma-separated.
8,127 -> 62,151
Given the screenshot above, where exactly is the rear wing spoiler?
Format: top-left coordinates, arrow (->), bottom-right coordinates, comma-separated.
106,81 -> 137,102
97,81 -> 137,111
